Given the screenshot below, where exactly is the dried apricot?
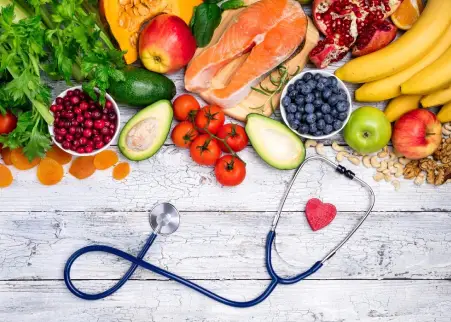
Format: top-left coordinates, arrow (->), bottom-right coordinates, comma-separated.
0,164 -> 13,188
69,156 -> 96,180
10,148 -> 40,170
46,145 -> 72,165
37,158 -> 64,186
93,150 -> 119,170
113,162 -> 130,180
1,148 -> 12,165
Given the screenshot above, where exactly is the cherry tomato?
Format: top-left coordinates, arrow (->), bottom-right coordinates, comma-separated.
215,155 -> 246,186
216,123 -> 248,152
195,105 -> 225,134
171,121 -> 198,148
0,112 -> 17,134
190,134 -> 221,166
173,94 -> 200,121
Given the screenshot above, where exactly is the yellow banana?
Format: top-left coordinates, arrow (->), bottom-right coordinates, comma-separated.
355,27 -> 451,102
421,86 -> 451,108
384,95 -> 422,122
437,101 -> 451,123
401,46 -> 451,95
335,0 -> 451,83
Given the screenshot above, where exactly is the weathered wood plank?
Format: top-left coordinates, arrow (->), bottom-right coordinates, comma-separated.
0,147 -> 449,212
1,280 -> 450,322
1,211 -> 450,280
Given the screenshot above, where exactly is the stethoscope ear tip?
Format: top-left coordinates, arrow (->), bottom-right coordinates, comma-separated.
149,203 -> 181,236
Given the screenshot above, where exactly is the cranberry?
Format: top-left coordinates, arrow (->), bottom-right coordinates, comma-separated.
104,136 -> 112,144
84,111 -> 92,119
89,104 -> 97,110
109,129 -> 116,136
84,120 -> 94,128
71,121 -> 79,127
108,112 -> 117,121
102,108 -> 109,114
74,89 -> 82,96
76,147 -> 85,154
80,101 -> 89,111
93,136 -> 102,144
101,114 -> 108,121
75,133 -> 82,139
85,146 -> 93,153
66,112 -> 75,119
109,124 -> 116,130
65,134 -> 74,141
79,137 -> 87,145
67,90 -> 74,97
56,104 -> 63,111
95,141 -> 104,150
83,128 -> 92,138
63,122 -> 71,129
55,135 -> 64,143
92,111 -> 102,120
76,115 -> 84,123
93,129 -> 99,135
105,100 -> 113,109
57,120 -> 65,128
54,117 -> 60,124
74,108 -> 82,115
50,104 -> 58,112
94,120 -> 105,129
70,96 -> 80,105
64,100 -> 71,108
69,127 -> 77,135
86,140 -> 94,147
104,121 -> 111,127
101,127 -> 110,135
56,97 -> 63,104
62,141 -> 71,149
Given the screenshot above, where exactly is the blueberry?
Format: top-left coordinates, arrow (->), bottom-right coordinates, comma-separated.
318,77 -> 328,84
338,89 -> 347,100
327,76 -> 338,87
316,82 -> 326,91
324,124 -> 333,134
338,112 -> 347,121
309,123 -> 317,134
287,113 -> 294,122
302,72 -> 313,81
316,111 -> 323,120
305,103 -> 315,114
315,131 -> 324,137
301,84 -> 312,94
328,94 -> 339,106
295,79 -> 303,87
306,114 -> 317,124
321,103 -> 331,114
317,119 -> 325,130
336,100 -> 348,112
331,109 -> 338,117
299,124 -> 309,134
297,105 -> 304,113
289,91 -> 297,98
314,73 -> 321,81
322,88 -> 332,100
295,96 -> 305,105
305,93 -> 315,103
324,114 -> 334,124
288,103 -> 297,113
307,80 -> 317,88
314,91 -> 322,99
313,99 -> 322,108
287,84 -> 295,92
302,114 -> 308,122
291,119 -> 300,129
282,96 -> 291,107
295,112 -> 302,120
333,120 -> 343,131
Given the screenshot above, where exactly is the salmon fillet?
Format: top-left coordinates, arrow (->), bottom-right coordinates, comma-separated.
185,0 -> 292,92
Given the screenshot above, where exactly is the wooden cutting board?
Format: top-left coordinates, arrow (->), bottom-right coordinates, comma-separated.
191,3 -> 319,121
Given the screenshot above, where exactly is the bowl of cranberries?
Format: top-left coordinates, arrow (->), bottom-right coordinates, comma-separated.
280,70 -> 352,140
48,86 -> 120,156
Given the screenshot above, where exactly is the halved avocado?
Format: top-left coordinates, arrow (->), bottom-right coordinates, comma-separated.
119,100 -> 173,161
245,114 -> 305,170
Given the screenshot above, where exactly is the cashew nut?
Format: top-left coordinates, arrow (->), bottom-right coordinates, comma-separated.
332,141 -> 345,152
445,122 -> 451,131
315,143 -> 326,156
377,151 -> 388,158
388,160 -> 394,168
389,152 -> 397,161
394,163 -> 404,178
370,156 -> 381,168
362,156 -> 371,168
442,127 -> 451,136
384,174 -> 392,182
382,169 -> 391,175
305,140 -> 317,148
414,172 -> 426,186
389,166 -> 397,174
391,180 -> 401,191
398,158 -> 410,165
336,151 -> 349,162
347,155 -> 361,166
373,172 -> 384,182
377,161 -> 388,172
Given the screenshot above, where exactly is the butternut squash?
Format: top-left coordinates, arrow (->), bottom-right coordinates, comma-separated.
100,0 -> 201,64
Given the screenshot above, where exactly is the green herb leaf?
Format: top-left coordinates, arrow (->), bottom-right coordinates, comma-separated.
221,0 -> 246,10
191,3 -> 222,48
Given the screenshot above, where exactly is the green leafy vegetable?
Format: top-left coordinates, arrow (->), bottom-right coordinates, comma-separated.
221,0 -> 246,10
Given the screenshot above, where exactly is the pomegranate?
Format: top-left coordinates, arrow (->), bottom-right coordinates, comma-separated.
310,0 -> 402,68
352,20 -> 397,57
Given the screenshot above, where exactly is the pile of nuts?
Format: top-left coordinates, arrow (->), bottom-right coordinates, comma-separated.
304,122 -> 451,191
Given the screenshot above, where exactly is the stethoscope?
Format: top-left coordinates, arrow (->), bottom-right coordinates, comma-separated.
64,155 -> 375,308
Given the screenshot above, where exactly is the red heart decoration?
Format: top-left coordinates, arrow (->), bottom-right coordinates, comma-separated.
305,198 -> 337,231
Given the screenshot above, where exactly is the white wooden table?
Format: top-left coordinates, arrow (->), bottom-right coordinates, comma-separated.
1,61 -> 451,321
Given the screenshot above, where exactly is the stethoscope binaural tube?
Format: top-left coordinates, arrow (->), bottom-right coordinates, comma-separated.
64,155 -> 375,307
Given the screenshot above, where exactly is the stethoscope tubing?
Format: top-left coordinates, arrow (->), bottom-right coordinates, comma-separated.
64,155 -> 374,307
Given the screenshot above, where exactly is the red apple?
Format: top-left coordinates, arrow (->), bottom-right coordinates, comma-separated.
139,14 -> 196,74
392,109 -> 442,160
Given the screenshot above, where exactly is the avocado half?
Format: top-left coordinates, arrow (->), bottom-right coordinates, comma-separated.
119,100 -> 173,161
245,114 -> 305,170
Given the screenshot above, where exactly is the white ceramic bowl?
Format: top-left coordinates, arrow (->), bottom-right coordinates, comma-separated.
280,70 -> 352,140
48,86 -> 121,156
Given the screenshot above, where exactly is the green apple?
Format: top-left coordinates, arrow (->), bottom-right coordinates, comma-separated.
343,106 -> 392,154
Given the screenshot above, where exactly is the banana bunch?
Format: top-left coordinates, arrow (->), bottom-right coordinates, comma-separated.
334,0 -> 451,123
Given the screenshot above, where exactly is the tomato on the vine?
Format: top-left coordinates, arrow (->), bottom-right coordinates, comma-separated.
215,155 -> 246,186
190,134 -> 221,166
216,123 -> 248,152
171,121 -> 198,148
194,105 -> 225,134
0,112 -> 17,134
173,94 -> 200,121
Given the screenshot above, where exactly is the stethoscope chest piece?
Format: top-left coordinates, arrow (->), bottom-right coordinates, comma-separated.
149,203 -> 180,235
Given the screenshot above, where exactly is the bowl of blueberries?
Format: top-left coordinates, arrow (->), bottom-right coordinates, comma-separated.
280,70 -> 352,140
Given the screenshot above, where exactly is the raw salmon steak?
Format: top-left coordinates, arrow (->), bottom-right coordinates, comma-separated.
185,0 -> 307,109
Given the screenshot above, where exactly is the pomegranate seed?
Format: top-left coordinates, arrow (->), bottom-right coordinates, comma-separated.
69,127 -> 77,134
95,141 -> 104,150
85,146 -> 93,153
65,134 -> 74,141
103,136 -> 112,144
62,141 -> 71,149
56,97 -> 63,104
83,128 -> 92,138
94,120 -> 105,129
79,137 -> 87,145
